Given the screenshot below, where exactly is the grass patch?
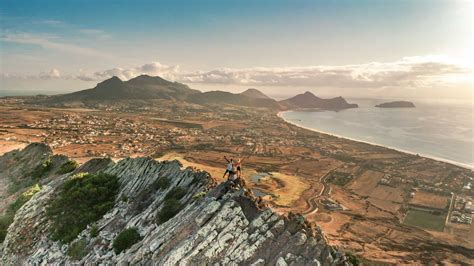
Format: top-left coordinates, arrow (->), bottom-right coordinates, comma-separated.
56,160 -> 79,175
47,172 -> 119,243
327,172 -> 352,186
403,209 -> 446,232
67,239 -> 88,260
0,184 -> 41,242
113,227 -> 142,254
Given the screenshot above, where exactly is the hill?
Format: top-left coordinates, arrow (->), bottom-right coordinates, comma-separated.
0,143 -> 348,264
240,88 -> 271,99
188,90 -> 282,109
42,75 -> 200,103
30,76 -> 357,111
279,91 -> 358,110
376,101 -> 415,108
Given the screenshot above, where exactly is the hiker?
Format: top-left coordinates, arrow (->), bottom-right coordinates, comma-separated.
223,156 -> 234,179
228,168 -> 242,188
234,157 -> 243,178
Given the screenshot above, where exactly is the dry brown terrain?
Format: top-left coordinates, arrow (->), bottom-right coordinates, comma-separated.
0,101 -> 473,264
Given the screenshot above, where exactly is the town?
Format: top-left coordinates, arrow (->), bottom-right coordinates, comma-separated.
0,99 -> 473,264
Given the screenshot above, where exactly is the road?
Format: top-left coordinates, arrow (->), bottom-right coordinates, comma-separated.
302,165 -> 341,215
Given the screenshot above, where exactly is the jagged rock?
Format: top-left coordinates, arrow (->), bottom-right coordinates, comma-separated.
1,144 -> 350,265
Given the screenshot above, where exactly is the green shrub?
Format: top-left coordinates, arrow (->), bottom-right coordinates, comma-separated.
112,228 -> 142,254
47,172 -> 119,243
67,239 -> 88,260
157,198 -> 183,224
57,160 -> 79,175
0,184 -> 41,242
192,191 -> 206,200
90,225 -> 99,238
31,158 -> 52,179
164,187 -> 187,201
346,252 -> 360,265
152,176 -> 170,190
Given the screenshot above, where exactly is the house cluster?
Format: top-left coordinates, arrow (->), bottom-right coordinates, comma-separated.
451,196 -> 473,225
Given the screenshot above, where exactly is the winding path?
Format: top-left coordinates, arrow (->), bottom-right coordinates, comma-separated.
302,166 -> 340,215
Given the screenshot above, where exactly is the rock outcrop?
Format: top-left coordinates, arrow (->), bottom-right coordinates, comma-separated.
1,144 -> 349,265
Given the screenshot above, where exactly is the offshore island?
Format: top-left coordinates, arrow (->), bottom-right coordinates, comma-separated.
0,76 -> 473,264
375,101 -> 416,108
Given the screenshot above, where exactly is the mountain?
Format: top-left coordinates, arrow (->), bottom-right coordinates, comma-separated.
0,143 -> 349,264
279,91 -> 358,110
376,101 -> 415,108
44,75 -> 200,103
188,91 -> 283,109
240,88 -> 271,99
32,76 -> 356,111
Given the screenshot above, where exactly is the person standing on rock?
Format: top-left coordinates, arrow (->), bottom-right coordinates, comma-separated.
223,155 -> 234,179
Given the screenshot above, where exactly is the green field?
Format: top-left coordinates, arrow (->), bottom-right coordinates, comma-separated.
403,209 -> 446,232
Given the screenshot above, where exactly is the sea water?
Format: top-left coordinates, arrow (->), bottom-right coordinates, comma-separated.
280,99 -> 474,168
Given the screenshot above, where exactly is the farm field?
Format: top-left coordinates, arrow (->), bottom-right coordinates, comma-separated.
403,209 -> 447,232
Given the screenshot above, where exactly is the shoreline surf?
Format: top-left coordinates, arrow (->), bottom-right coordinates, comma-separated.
277,110 -> 474,170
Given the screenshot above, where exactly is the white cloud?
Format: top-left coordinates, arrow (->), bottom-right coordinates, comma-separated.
39,68 -> 61,79
181,56 -> 471,90
76,62 -> 180,81
3,56 -> 471,95
1,33 -> 111,58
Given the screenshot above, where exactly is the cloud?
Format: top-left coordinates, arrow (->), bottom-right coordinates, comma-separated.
76,62 -> 180,81
1,33 -> 111,58
3,56 -> 471,94
181,56 -> 471,90
39,68 -> 61,79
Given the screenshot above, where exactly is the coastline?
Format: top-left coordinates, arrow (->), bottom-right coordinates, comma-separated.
277,110 -> 474,170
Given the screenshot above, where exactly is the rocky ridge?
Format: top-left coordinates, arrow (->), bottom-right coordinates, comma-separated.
1,144 -> 349,265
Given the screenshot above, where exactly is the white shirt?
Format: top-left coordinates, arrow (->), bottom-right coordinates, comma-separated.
227,162 -> 233,171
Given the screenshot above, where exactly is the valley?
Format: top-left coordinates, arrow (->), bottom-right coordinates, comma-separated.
1,89 -> 473,264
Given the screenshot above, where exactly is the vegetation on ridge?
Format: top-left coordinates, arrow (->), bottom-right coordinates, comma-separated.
47,172 -> 119,243
56,159 -> 79,175
156,186 -> 187,224
0,184 -> 41,242
113,227 -> 142,254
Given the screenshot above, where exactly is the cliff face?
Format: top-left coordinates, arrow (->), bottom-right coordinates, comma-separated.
1,144 -> 348,265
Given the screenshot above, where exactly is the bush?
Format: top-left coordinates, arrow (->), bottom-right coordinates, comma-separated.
112,228 -> 142,254
67,239 -> 88,260
192,191 -> 206,200
346,252 -> 360,265
31,158 -> 52,179
152,176 -> 170,190
157,198 -> 183,224
57,160 -> 79,175
164,187 -> 187,201
47,172 -> 119,243
90,225 -> 99,238
0,184 -> 41,242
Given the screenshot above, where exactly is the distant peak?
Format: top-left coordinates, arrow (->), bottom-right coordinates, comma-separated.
303,91 -> 315,96
108,76 -> 122,82
243,88 -> 259,92
127,74 -> 170,85
240,88 -> 271,99
98,76 -> 122,85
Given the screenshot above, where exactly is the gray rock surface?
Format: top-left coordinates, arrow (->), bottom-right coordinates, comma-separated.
1,144 -> 350,265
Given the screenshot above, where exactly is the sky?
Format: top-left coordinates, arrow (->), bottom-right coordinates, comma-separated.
0,0 -> 472,100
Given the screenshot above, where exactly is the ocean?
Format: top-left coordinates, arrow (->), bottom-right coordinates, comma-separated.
280,98 -> 474,169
